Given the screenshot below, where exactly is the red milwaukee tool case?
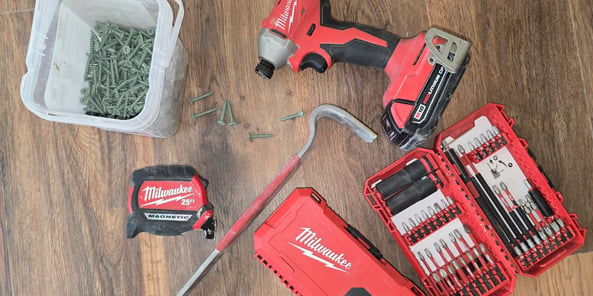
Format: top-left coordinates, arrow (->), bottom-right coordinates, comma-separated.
254,187 -> 424,296
363,103 -> 586,296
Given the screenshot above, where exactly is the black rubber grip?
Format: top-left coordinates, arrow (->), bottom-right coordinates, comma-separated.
317,0 -> 400,70
528,188 -> 554,217
376,158 -> 429,198
385,176 -> 437,214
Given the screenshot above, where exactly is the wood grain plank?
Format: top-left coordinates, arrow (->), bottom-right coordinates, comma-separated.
1,0 -> 592,295
0,171 -> 11,296
0,0 -> 34,13
435,0 -> 593,252
0,9 -> 152,296
569,0 -> 593,209
514,252 -> 592,295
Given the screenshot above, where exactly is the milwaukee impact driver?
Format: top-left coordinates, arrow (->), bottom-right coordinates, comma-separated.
255,0 -> 471,150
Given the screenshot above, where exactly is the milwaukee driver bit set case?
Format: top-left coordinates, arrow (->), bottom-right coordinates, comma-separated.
363,103 -> 585,296
254,188 -> 424,296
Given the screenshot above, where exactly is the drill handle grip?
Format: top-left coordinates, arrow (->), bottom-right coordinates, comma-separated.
313,0 -> 400,70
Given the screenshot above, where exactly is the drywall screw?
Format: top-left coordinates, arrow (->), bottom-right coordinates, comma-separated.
136,49 -> 149,66
110,59 -> 116,85
115,94 -> 126,109
125,45 -> 142,61
113,59 -> 120,81
124,30 -> 134,47
227,100 -> 236,126
122,45 -> 131,55
190,91 -> 213,104
248,133 -> 273,141
192,108 -> 217,120
280,110 -> 304,121
217,100 -> 228,125
115,77 -> 137,92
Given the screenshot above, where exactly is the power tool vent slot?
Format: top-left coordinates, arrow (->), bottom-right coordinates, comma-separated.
256,253 -> 301,295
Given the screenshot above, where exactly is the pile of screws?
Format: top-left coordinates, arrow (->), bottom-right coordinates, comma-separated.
188,92 -> 306,141
80,22 -> 155,119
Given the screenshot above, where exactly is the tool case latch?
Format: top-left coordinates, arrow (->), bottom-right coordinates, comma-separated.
346,225 -> 383,261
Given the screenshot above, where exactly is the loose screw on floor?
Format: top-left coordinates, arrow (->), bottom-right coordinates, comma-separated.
218,100 -> 228,125
227,100 -> 236,126
248,133 -> 273,141
280,110 -> 304,121
193,108 -> 217,120
190,91 -> 213,104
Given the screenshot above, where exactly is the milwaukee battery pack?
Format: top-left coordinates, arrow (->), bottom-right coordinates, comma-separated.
254,188 -> 424,296
364,103 -> 586,296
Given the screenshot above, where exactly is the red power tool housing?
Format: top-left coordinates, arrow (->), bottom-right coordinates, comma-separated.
256,0 -> 471,150
254,188 -> 424,296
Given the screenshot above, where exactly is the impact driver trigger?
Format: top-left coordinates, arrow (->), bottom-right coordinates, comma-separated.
299,53 -> 328,73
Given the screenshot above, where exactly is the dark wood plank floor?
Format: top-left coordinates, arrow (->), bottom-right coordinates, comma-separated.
1,0 -> 592,295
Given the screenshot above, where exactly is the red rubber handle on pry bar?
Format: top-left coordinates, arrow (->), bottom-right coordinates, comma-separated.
216,154 -> 302,251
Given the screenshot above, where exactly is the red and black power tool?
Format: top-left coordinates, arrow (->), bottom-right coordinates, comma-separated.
125,165 -> 215,239
255,0 -> 471,150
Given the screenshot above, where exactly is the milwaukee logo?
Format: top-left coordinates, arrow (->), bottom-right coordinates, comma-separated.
144,213 -> 192,221
274,0 -> 297,32
290,227 -> 352,272
142,185 -> 193,201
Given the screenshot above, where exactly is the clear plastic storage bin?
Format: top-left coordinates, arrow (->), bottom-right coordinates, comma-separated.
20,0 -> 188,137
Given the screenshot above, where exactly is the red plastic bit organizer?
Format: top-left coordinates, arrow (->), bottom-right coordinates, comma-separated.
364,103 -> 586,296
254,188 -> 424,296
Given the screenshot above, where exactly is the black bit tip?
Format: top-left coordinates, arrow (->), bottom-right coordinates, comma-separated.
255,59 -> 275,79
